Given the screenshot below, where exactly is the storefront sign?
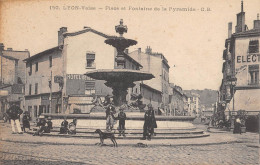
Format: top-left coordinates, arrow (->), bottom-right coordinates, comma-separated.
67,74 -> 93,80
237,54 -> 260,63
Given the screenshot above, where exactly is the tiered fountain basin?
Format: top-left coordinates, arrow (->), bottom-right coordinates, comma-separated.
42,112 -> 196,130
38,113 -> 209,139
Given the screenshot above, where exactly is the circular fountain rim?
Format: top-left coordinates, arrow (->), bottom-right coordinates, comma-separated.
85,69 -> 155,81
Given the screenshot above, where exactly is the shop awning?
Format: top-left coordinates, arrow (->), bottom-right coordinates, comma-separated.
68,96 -> 93,105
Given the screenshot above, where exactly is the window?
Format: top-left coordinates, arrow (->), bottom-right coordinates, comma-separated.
35,62 -> 38,72
29,84 -> 32,95
248,40 -> 259,53
35,83 -> 38,94
85,80 -> 95,94
86,53 -> 95,68
49,56 -> 52,67
29,63 -> 32,75
249,64 -> 259,85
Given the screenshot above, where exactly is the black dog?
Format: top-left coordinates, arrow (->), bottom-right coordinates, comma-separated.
95,129 -> 117,147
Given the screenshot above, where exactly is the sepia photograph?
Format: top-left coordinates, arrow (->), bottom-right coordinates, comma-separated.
0,0 -> 259,164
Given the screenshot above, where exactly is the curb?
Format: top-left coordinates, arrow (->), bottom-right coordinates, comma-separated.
0,137 -> 243,147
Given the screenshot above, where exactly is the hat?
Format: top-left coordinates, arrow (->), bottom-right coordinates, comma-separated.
47,116 -> 52,120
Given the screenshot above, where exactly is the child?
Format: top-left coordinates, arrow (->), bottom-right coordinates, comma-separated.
117,107 -> 126,137
22,111 -> 31,132
68,118 -> 77,134
45,117 -> 53,133
60,117 -> 69,134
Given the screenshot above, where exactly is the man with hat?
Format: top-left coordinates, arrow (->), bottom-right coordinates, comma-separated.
106,103 -> 116,131
6,103 -> 23,134
117,106 -> 127,137
141,103 -> 157,140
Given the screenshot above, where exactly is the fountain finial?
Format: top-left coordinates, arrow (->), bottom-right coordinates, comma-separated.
115,19 -> 128,37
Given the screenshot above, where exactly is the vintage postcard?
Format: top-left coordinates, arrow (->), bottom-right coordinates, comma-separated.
0,0 -> 259,164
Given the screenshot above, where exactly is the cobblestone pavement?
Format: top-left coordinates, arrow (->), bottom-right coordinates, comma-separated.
0,138 -> 259,165
0,122 -> 259,165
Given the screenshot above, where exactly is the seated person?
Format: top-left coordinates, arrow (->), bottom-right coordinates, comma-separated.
22,111 -> 31,132
68,118 -> 77,134
44,117 -> 53,133
33,116 -> 46,136
60,117 -> 69,134
33,116 -> 53,136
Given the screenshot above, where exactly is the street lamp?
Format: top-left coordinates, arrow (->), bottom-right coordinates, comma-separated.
230,77 -> 237,131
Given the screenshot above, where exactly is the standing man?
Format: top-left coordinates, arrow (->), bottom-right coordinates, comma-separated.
6,103 -> 23,134
141,104 -> 157,140
117,107 -> 126,137
106,103 -> 116,131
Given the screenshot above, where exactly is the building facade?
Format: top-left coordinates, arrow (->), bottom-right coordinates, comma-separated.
169,84 -> 189,116
185,92 -> 201,116
128,46 -> 170,113
218,1 -> 260,131
0,44 -> 30,118
24,27 -> 143,120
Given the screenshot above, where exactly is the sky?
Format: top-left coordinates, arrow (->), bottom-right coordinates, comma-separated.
1,0 -> 260,90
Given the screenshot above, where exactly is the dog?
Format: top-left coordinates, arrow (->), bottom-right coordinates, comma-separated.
95,129 -> 117,147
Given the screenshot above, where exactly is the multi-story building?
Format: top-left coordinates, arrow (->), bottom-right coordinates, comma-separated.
0,43 -> 30,118
169,84 -> 189,116
23,26 -> 144,120
127,46 -> 170,113
219,1 -> 260,131
185,92 -> 200,116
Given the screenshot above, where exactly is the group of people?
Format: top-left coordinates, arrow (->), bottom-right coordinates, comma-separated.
59,117 -> 77,135
105,102 -> 157,140
5,99 -> 158,141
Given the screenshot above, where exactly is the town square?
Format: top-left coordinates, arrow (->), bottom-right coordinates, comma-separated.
0,0 -> 259,164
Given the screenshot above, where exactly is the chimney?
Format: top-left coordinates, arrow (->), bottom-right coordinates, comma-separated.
228,22 -> 232,38
58,27 -> 68,46
235,0 -> 246,33
138,48 -> 141,62
138,48 -> 141,54
253,13 -> 260,29
7,48 -> 13,51
145,46 -> 152,54
124,48 -> 129,54
0,43 -> 4,51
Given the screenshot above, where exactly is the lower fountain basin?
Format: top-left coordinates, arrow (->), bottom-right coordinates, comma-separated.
42,112 -> 196,130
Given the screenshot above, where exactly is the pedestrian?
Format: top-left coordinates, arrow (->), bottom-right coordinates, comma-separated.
233,116 -> 242,134
45,116 -> 53,133
33,116 -> 46,136
106,103 -> 116,131
141,104 -> 157,141
68,118 -> 77,134
60,117 -> 69,134
117,107 -> 126,137
22,111 -> 31,132
6,103 -> 23,134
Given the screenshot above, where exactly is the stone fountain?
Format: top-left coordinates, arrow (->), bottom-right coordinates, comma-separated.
86,19 -> 154,107
42,20 -> 208,139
